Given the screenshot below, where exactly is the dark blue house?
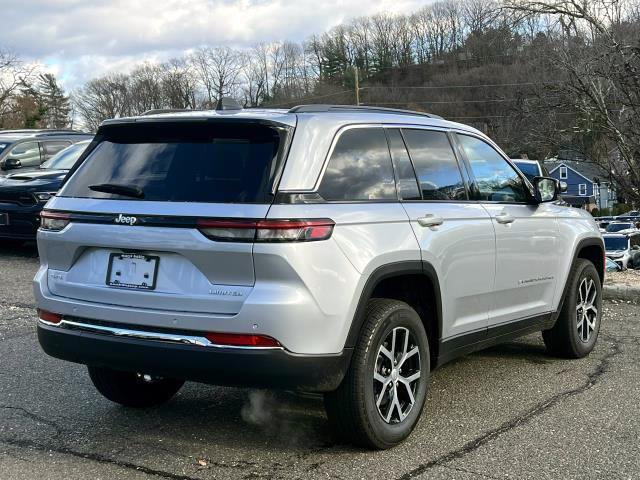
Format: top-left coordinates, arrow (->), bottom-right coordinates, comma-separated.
546,160 -> 617,211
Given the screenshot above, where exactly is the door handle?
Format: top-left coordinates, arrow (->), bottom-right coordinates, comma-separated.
417,214 -> 444,228
495,212 -> 515,224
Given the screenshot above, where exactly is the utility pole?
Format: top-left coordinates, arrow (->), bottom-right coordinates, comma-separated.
354,66 -> 360,106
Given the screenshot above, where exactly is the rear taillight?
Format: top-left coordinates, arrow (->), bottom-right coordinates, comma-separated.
205,332 -> 281,348
38,309 -> 62,324
197,218 -> 334,243
40,211 -> 70,231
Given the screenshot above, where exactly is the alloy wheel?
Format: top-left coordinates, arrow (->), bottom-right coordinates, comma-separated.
576,277 -> 598,343
373,327 -> 421,424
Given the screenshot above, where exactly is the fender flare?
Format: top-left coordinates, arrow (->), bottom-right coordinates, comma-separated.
549,236 -> 605,326
344,261 -> 443,349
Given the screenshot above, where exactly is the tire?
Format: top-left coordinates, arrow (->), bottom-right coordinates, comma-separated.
543,259 -> 602,358
88,366 -> 184,408
324,298 -> 430,449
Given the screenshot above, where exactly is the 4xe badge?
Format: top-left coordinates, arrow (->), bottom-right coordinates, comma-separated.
114,214 -> 138,226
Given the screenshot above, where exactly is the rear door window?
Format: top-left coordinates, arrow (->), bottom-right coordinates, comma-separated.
318,127 -> 396,201
401,129 -> 467,201
60,122 -> 287,204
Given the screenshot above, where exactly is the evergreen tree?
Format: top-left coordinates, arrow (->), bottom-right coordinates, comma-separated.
36,73 -> 70,128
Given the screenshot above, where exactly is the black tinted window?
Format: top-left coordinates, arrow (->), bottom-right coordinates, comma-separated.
402,129 -> 466,200
458,134 -> 528,203
318,128 -> 396,201
61,122 -> 284,203
387,129 -> 420,201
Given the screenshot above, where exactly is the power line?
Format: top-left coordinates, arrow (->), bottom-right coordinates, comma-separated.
362,97 -> 559,105
266,90 -> 352,107
361,82 -> 563,90
445,112 -> 577,119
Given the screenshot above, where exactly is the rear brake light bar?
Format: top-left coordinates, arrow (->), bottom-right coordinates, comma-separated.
197,218 -> 335,243
39,210 -> 335,243
40,211 -> 71,231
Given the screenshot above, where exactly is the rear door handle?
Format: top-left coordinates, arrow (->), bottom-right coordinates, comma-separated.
495,213 -> 515,224
417,214 -> 444,228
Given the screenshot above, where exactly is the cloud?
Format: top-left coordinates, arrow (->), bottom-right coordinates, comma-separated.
0,0 -> 428,90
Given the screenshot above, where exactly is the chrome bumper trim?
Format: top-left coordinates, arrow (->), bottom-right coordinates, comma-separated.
38,319 -> 283,351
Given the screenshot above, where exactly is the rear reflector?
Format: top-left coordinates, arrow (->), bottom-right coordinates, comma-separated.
40,211 -> 71,231
38,309 -> 62,324
205,332 -> 281,348
197,218 -> 334,243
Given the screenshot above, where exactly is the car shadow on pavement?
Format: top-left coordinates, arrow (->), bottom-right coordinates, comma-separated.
0,241 -> 38,258
468,337 -> 553,364
85,385 -> 344,454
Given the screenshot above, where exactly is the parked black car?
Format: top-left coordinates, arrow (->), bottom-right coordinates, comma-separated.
0,129 -> 92,171
0,140 -> 90,241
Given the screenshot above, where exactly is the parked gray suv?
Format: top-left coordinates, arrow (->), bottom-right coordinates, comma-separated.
34,105 -> 604,449
0,129 -> 92,171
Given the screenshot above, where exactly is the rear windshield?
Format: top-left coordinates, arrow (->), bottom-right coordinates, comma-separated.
607,223 -> 633,232
604,237 -> 628,250
60,122 -> 288,203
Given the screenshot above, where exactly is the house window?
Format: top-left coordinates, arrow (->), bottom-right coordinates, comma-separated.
579,184 -> 587,196
559,166 -> 568,179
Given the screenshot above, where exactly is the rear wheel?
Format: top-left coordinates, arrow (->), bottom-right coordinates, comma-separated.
543,259 -> 602,358
88,366 -> 184,408
324,299 -> 429,449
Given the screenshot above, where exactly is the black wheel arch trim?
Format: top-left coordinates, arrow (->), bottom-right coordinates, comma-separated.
345,260 -> 443,350
551,237 -> 604,325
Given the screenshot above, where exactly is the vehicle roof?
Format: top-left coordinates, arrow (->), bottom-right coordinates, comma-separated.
0,132 -> 90,141
99,105 -> 488,191
100,106 -> 481,134
511,159 -> 540,164
603,232 -> 638,237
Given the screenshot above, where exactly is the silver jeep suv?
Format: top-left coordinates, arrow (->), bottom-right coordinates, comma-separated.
34,104 -> 604,449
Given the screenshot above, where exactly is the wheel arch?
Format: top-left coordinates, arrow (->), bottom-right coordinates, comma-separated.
345,261 -> 442,368
551,237 -> 604,325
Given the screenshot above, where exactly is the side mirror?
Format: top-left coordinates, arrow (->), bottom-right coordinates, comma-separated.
533,176 -> 558,203
558,180 -> 568,193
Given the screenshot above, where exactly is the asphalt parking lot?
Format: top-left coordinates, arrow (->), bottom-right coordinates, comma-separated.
0,243 -> 639,480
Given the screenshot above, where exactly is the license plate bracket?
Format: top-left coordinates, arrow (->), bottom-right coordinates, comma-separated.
106,253 -> 159,290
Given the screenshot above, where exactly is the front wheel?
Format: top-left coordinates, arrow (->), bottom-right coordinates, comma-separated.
324,299 -> 430,449
543,259 -> 602,358
88,366 -> 184,408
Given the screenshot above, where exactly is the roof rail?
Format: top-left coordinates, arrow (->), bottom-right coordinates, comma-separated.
0,128 -> 82,135
141,108 -> 193,116
288,104 -> 442,119
36,131 -> 90,137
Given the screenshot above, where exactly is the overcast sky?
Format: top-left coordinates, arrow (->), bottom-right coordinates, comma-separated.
1,0 -> 428,91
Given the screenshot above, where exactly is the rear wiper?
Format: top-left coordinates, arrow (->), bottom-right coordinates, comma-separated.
89,183 -> 145,199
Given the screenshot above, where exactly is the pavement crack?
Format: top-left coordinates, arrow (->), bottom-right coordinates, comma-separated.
0,405 -> 65,438
396,339 -> 622,480
0,437 -> 201,480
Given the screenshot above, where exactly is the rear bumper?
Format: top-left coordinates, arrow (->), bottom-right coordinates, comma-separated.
37,321 -> 352,392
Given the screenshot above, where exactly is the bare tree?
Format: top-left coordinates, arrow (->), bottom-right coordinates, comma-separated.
504,0 -> 640,203
0,50 -> 36,125
189,46 -> 243,107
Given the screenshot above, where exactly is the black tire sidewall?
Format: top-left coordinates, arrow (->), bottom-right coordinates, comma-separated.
562,261 -> 602,356
360,303 -> 430,446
